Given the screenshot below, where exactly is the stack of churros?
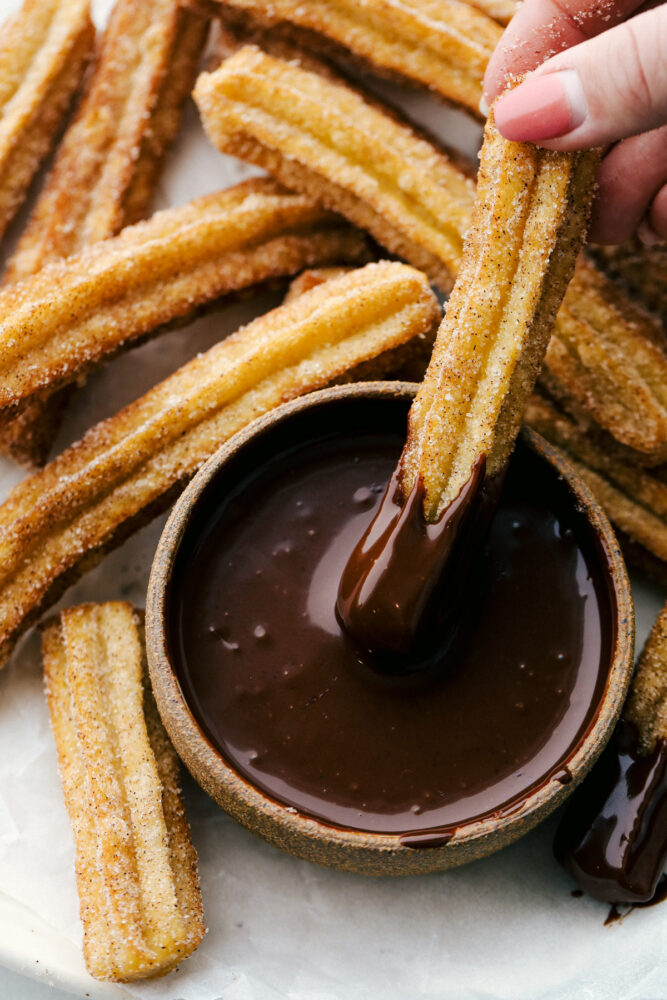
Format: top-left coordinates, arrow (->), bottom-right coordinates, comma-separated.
0,179 -> 368,421
0,0 -> 666,981
194,44 -> 667,471
43,602 -> 205,980
0,262 -> 438,668
200,0 -> 503,115
0,0 -> 210,467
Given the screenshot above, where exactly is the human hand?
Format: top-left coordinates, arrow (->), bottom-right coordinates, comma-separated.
482,0 -> 667,245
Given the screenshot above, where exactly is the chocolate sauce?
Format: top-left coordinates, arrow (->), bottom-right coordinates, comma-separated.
336,458 -> 492,671
169,397 -> 614,838
555,720 -> 667,903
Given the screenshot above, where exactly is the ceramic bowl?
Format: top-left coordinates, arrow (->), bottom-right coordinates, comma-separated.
146,381 -> 634,876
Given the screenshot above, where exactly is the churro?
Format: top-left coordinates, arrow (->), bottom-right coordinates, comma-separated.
398,117 -> 597,516
0,0 -> 210,468
203,0 -> 501,115
195,46 -> 476,293
0,0 -> 94,243
196,47 -> 667,466
336,112 -> 596,663
0,261 -> 439,667
544,258 -> 667,466
525,393 -> 667,580
0,179 -> 369,419
43,602 -> 204,981
4,0 -> 209,284
593,238 -> 667,336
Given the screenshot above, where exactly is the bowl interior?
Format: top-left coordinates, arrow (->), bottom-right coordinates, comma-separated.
147,382 -> 634,875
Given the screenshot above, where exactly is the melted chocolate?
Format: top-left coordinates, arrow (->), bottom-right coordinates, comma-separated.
336,458 -> 492,671
169,397 -> 614,838
555,720 -> 667,903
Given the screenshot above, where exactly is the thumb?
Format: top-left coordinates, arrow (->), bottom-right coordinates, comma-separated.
493,5 -> 667,150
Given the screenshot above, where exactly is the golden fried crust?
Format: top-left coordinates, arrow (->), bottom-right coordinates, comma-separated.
194,47 -> 667,468
542,258 -> 667,466
4,0 -> 209,284
204,0 -> 502,115
42,602 -> 204,981
0,261 -> 439,667
525,393 -> 667,571
593,238 -> 667,336
0,0 -> 94,241
0,179 -> 369,417
0,0 -> 210,468
398,111 -> 597,519
625,603 -> 667,755
194,46 -> 477,293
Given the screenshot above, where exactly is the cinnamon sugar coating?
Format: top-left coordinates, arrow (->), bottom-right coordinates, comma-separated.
43,602 -> 205,981
0,261 -> 439,667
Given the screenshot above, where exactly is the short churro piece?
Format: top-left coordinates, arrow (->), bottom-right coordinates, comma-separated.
593,238 -> 667,335
0,0 -> 94,242
0,179 -> 369,418
544,258 -> 667,466
399,115 -> 597,518
0,261 -> 439,667
195,47 -> 476,293
196,48 -> 667,466
43,603 -> 204,981
1,0 -> 210,468
524,393 -> 667,576
203,0 -> 501,114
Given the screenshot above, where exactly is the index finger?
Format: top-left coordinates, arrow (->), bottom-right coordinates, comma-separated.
483,0 -> 645,103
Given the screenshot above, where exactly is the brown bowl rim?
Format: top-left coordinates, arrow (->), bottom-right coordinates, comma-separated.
146,380 -> 634,875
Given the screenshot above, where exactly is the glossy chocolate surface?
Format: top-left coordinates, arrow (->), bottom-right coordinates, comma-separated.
556,720 -> 667,903
336,457 -> 492,671
168,398 -> 615,838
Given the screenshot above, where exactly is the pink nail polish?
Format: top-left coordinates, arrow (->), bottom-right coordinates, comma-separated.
494,71 -> 587,142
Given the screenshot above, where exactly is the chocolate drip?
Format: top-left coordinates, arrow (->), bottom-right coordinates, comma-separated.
555,720 -> 667,903
336,458 -> 497,671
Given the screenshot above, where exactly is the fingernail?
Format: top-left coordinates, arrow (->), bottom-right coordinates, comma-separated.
494,70 -> 587,142
479,94 -> 489,118
638,218 -> 664,247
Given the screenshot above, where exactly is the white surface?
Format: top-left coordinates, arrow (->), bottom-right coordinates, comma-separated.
0,0 -> 666,997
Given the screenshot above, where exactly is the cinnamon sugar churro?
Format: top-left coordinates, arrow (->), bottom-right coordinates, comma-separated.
0,0 -> 94,241
524,393 -> 667,581
43,602 -> 204,981
0,179 -> 369,419
0,261 -> 439,667
196,47 -> 667,466
593,238 -> 667,335
195,46 -> 476,293
203,0 -> 502,115
337,112 -> 597,662
1,0 -> 210,467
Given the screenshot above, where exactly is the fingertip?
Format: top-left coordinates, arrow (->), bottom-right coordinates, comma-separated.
479,94 -> 490,118
493,71 -> 587,143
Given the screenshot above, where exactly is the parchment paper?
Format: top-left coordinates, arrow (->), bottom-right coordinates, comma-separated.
0,1 -> 666,996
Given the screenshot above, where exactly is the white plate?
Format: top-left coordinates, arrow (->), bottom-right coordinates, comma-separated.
0,2 -> 666,997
